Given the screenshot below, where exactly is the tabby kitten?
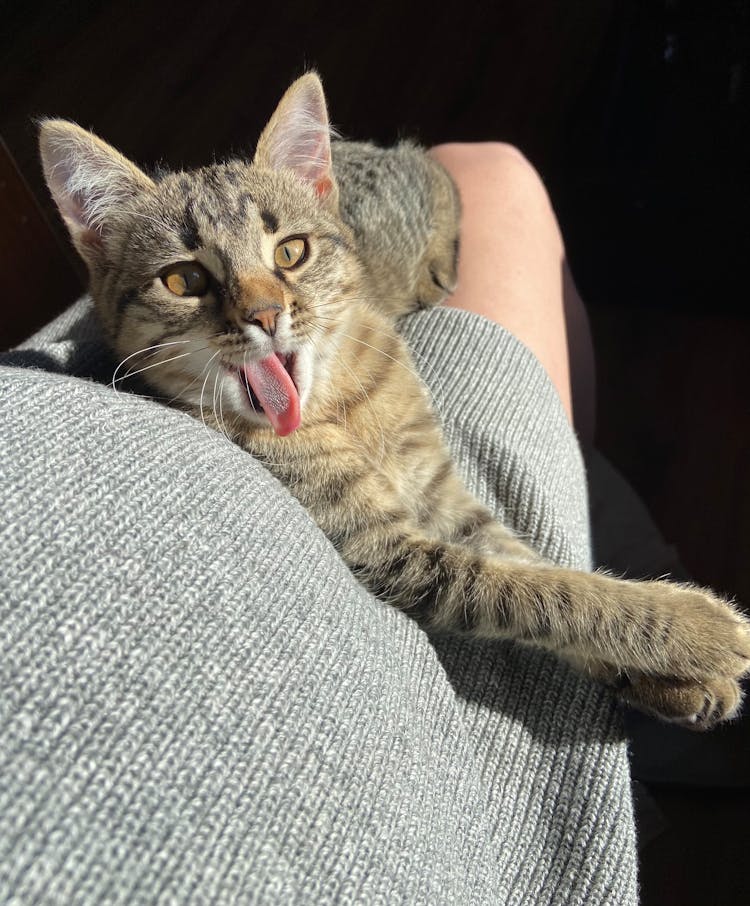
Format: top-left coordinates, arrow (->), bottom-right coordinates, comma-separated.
40,73 -> 750,728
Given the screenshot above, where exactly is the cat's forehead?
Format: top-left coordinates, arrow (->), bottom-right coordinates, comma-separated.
153,161 -> 324,239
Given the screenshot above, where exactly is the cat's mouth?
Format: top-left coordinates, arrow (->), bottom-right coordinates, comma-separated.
234,352 -> 301,436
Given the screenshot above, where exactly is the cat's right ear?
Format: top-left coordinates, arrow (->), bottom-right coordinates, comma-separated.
39,119 -> 155,265
253,72 -> 338,209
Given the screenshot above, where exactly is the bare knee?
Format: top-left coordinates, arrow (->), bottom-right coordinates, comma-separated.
430,142 -> 563,255
431,141 -> 532,172
431,142 -> 595,443
430,142 -> 551,199
428,142 -> 581,428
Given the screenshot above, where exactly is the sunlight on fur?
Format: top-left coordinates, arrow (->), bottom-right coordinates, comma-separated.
39,71 -> 750,730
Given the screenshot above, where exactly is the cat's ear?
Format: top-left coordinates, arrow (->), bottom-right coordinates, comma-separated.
253,72 -> 338,207
39,119 -> 155,264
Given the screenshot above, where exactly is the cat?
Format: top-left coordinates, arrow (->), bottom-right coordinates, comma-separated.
39,72 -> 750,729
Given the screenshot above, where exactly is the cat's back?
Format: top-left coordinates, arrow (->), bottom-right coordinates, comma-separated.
333,140 -> 458,248
333,141 -> 435,230
332,141 -> 460,319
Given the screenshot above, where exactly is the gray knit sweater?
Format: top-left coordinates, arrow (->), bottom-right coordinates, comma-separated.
0,301 -> 637,904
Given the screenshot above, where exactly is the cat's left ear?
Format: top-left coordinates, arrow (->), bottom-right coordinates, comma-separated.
254,72 -> 338,208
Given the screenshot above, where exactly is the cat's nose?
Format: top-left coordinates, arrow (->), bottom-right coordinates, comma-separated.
242,304 -> 281,337
233,272 -> 285,335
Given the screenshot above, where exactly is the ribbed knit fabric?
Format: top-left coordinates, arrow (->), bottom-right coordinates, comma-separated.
0,300 -> 637,904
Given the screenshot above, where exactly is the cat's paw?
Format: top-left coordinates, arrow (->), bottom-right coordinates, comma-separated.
618,673 -> 745,730
414,240 -> 459,310
563,584 -> 750,729
412,159 -> 460,311
616,584 -> 750,728
601,575 -> 750,681
652,585 -> 750,682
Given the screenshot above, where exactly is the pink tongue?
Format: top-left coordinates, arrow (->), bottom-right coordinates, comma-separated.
241,355 -> 300,436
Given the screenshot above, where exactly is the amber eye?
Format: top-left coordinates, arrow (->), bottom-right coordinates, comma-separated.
274,237 -> 307,269
161,262 -> 210,297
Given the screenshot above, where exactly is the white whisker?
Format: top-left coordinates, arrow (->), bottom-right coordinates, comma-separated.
303,299 -> 445,406
213,369 -> 232,444
339,331 -> 430,387
336,356 -> 387,465
198,351 -> 221,443
118,349 -> 195,383
111,339 -> 192,392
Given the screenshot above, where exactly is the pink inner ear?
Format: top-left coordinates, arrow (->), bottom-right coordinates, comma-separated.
259,80 -> 335,193
57,182 -> 105,244
79,228 -> 104,250
315,176 -> 334,199
291,129 -> 330,179
64,193 -> 104,247
300,131 -> 334,199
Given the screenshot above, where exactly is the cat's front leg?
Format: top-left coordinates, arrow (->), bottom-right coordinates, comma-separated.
426,487 -> 750,725
498,568 -> 750,727
342,524 -> 750,726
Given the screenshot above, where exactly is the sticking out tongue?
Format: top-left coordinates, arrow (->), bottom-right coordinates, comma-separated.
241,354 -> 300,436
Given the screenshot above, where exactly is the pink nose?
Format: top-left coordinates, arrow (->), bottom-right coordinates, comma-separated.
243,305 -> 280,336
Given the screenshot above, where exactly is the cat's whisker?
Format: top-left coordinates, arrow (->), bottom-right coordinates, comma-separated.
242,351 -> 258,419
115,341 -> 217,402
217,374 -> 231,442
163,357 -> 216,405
197,351 -> 221,442
341,313 -> 447,403
302,301 -> 446,406
119,205 -> 171,232
335,385 -> 347,434
390,343 -> 446,409
338,331 -> 431,388
125,342 -> 215,384
211,371 -> 221,436
117,349 -> 196,383
213,370 -> 233,445
211,371 -> 228,442
336,357 -> 387,465
111,339 -> 193,392
299,309 -> 340,322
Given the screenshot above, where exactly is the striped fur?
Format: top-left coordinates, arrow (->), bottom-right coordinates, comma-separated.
40,73 -> 750,730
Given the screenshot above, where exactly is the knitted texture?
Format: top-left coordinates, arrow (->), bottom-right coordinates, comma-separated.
0,301 -> 637,904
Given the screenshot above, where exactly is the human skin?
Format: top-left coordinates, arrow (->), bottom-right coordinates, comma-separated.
430,142 -> 596,447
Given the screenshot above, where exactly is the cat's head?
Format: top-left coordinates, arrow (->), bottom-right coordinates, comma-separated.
39,73 -> 362,436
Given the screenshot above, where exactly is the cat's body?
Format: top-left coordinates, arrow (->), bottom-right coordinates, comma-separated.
40,73 -> 750,729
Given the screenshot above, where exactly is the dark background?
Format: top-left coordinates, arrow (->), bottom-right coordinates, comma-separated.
2,1 -> 749,902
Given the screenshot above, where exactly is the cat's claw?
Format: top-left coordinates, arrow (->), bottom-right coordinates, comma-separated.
613,593 -> 750,728
569,591 -> 750,728
618,673 -> 745,730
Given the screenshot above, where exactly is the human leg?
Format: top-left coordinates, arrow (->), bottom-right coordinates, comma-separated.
429,142 -> 595,446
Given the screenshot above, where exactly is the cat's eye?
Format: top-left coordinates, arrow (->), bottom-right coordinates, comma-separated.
274,237 -> 307,269
161,262 -> 210,297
